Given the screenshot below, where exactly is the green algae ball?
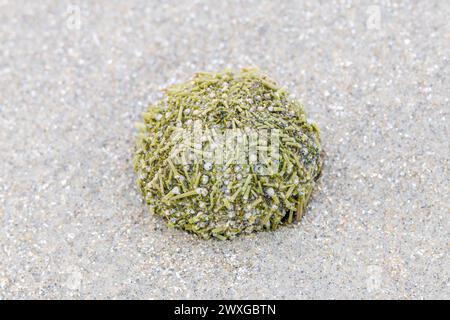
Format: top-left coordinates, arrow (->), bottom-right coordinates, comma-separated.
134,69 -> 323,240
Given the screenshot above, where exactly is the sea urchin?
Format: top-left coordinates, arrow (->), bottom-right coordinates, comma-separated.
134,68 -> 323,240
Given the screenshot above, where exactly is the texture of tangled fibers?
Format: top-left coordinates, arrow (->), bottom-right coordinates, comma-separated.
134,69 -> 323,240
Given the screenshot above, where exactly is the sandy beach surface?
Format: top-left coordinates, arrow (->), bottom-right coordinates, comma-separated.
0,0 -> 448,299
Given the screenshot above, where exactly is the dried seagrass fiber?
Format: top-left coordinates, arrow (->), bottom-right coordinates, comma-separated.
134,68 -> 323,240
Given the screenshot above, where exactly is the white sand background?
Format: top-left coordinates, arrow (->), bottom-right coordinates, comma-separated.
0,0 -> 449,299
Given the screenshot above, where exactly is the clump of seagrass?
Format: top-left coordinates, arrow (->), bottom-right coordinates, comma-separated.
134,68 -> 323,240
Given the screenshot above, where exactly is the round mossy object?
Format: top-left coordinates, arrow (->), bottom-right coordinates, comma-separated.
134,69 -> 323,240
